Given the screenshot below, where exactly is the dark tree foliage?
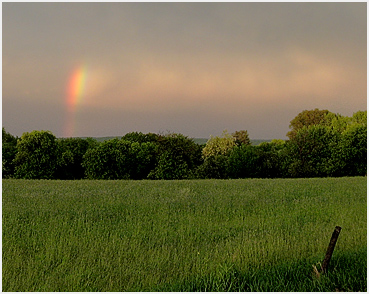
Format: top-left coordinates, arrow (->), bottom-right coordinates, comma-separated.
129,141 -> 158,179
122,132 -> 160,144
2,128 -> 18,145
55,137 -> 98,179
232,130 -> 251,146
2,128 -> 18,178
254,141 -> 287,178
148,133 -> 202,179
13,130 -> 58,179
287,108 -> 334,139
83,139 -> 131,180
5,109 -> 366,180
228,145 -> 259,178
332,124 -> 367,176
352,110 -> 367,125
196,155 -> 229,179
286,125 -> 340,177
82,138 -> 157,180
148,151 -> 190,180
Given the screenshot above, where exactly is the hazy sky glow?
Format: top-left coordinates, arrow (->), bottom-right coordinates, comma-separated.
3,2 -> 367,139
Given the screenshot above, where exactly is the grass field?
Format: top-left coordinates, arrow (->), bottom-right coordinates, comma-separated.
2,177 -> 367,291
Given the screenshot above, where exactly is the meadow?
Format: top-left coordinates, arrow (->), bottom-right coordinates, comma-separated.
2,177 -> 367,291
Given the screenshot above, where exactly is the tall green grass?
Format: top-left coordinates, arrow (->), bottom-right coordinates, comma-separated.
2,177 -> 366,291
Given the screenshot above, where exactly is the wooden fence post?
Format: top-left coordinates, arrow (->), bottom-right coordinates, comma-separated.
321,226 -> 341,274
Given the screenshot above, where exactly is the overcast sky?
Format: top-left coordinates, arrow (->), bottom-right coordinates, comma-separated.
2,2 -> 367,139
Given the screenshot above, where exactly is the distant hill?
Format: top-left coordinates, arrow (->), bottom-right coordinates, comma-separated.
194,138 -> 271,145
92,136 -> 122,142
78,136 -> 271,145
193,138 -> 208,145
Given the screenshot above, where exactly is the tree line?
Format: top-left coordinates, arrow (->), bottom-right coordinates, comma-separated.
2,109 -> 366,180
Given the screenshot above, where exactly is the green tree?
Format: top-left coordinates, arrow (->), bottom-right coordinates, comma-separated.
202,130 -> 236,158
198,130 -> 236,179
286,125 -> 339,177
129,141 -> 157,179
329,113 -> 351,133
148,133 -> 202,179
228,145 -> 259,178
82,138 -> 157,180
13,130 -> 58,179
196,155 -> 229,179
328,111 -> 366,134
287,108 -> 334,139
122,132 -> 159,144
2,127 -> 18,145
148,151 -> 190,180
331,124 -> 367,176
55,137 -> 98,179
322,110 -> 366,176
351,110 -> 367,125
82,139 -> 131,180
254,140 -> 288,178
232,130 -> 251,146
2,128 -> 18,178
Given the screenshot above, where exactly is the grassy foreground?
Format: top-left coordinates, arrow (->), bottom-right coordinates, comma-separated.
2,177 -> 367,291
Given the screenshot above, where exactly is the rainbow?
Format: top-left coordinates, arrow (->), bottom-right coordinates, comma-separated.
64,65 -> 88,137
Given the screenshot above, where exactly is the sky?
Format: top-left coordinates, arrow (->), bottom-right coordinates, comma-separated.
2,2 -> 367,139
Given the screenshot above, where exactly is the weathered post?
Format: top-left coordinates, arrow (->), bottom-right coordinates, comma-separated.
321,226 -> 341,274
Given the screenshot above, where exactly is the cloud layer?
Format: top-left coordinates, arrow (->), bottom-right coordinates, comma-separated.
3,2 -> 366,138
